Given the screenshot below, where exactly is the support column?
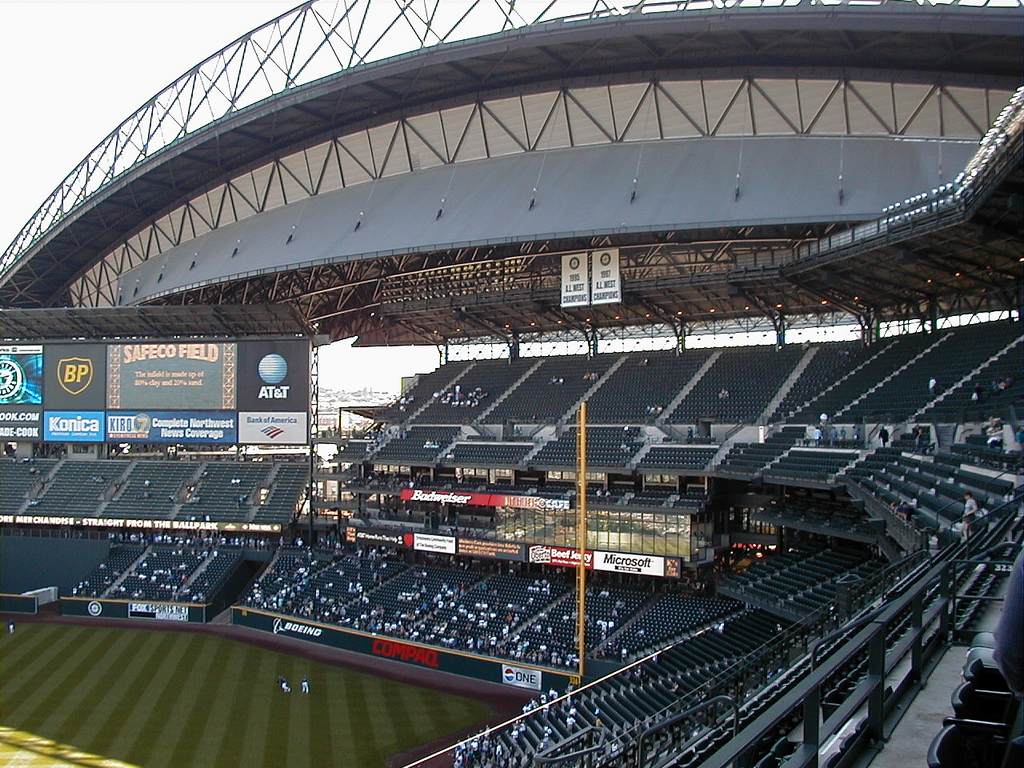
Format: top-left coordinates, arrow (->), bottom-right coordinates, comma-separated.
928,298 -> 939,333
674,321 -> 687,353
771,312 -> 786,346
509,334 -> 520,361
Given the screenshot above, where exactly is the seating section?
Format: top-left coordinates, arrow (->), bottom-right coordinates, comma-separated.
179,547 -> 243,603
669,346 -> 804,423
588,350 -> 713,423
843,322 -> 1021,422
413,358 -> 535,424
108,545 -> 207,601
71,545 -> 145,597
637,445 -> 717,472
442,441 -> 534,467
602,593 -> 740,658
336,440 -> 373,462
378,360 -> 471,421
719,548 -> 880,619
752,499 -> 882,543
372,426 -> 460,464
105,462 -> 196,519
768,341 -> 882,422
922,340 -> 1024,423
949,438 -> 1021,472
715,427 -> 805,477
531,427 -> 644,467
487,355 -> 618,423
791,334 -> 933,423
179,463 -> 271,522
255,463 -> 307,523
846,447 -> 1014,529
0,459 -> 55,515
30,461 -> 128,516
764,449 -> 860,484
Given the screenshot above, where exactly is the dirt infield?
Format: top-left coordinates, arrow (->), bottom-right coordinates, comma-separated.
2,606 -> 529,767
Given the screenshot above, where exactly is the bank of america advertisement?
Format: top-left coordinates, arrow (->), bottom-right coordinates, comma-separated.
107,343 -> 237,411
0,345 -> 44,406
238,412 -> 308,445
107,412 -> 237,444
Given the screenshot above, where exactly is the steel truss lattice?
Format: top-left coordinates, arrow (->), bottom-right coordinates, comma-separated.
2,0 -> 1019,286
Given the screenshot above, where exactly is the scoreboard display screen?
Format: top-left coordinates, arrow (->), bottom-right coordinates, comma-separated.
107,342 -> 237,411
0,338 -> 308,445
0,346 -> 44,406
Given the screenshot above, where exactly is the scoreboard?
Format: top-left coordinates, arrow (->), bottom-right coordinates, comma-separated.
0,339 -> 309,445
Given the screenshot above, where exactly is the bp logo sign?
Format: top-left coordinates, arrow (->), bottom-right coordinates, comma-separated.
57,357 -> 94,395
87,601 -> 103,617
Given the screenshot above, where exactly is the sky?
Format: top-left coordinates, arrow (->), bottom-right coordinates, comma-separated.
0,0 -> 439,395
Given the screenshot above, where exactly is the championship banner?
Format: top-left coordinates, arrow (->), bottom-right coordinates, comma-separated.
129,602 -> 190,621
399,488 -> 569,511
107,342 -> 236,410
590,248 -> 622,305
560,253 -> 589,307
0,345 -> 43,407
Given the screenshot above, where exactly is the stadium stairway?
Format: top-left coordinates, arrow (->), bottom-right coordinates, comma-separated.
834,333 -> 951,420
100,546 -> 151,598
559,354 -> 629,424
655,350 -> 723,425
474,359 -> 545,423
758,346 -> 819,424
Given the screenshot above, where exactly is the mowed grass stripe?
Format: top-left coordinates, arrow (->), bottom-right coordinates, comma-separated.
343,666 -> 382,764
3,625 -> 114,727
0,624 -> 77,679
47,629 -> 163,743
0,625 -> 88,718
308,661 -> 336,767
162,635 -> 235,768
101,628 -> 195,761
210,643 -> 264,766
184,637 -> 249,763
235,642 -> 277,767
122,633 -> 203,765
85,631 -> 180,758
368,675 -> 404,756
261,653 -> 296,768
286,662 -> 312,768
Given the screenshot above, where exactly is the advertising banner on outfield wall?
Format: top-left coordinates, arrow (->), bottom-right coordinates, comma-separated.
106,411 -> 236,444
129,602 -> 190,621
0,345 -> 43,407
234,608 -> 572,690
589,248 -> 622,305
44,344 -> 106,410
593,550 -> 665,577
0,408 -> 41,440
502,664 -> 543,690
238,412 -> 308,445
107,342 -> 236,410
236,341 -> 310,412
560,253 -> 590,307
62,598 -> 206,623
529,544 -> 594,569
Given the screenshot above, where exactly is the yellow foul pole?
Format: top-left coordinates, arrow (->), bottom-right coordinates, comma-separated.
575,402 -> 588,681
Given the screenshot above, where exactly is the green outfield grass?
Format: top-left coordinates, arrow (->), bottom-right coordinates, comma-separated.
0,623 -> 490,767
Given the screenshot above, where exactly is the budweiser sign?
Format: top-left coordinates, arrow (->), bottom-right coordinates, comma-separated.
399,487 -> 570,511
402,488 -> 477,505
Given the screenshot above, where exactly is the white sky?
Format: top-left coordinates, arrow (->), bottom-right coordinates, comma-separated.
0,0 -> 440,394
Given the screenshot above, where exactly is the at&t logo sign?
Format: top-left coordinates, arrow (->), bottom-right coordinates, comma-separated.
257,354 -> 290,400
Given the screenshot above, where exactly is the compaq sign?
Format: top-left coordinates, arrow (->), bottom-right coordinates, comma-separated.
272,618 -> 323,638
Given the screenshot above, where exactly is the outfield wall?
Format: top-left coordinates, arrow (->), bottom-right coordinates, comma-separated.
232,607 -> 576,691
0,535 -> 111,594
61,597 -> 207,623
0,593 -> 37,614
